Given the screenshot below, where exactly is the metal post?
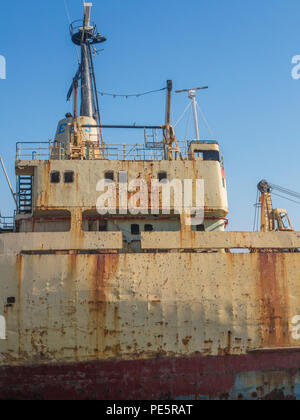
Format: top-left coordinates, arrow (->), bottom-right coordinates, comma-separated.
73,77 -> 78,119
164,80 -> 173,160
189,90 -> 200,141
165,80 -> 173,127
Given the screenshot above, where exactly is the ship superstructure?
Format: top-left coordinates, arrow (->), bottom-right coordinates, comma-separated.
14,2 -> 228,240
1,2 -> 300,400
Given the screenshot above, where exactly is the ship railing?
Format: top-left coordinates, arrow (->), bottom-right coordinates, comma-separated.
100,144 -> 165,161
15,140 -> 190,161
90,141 -> 189,160
16,142 -> 52,161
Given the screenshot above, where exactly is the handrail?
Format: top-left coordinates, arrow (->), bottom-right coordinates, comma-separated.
15,140 -> 191,161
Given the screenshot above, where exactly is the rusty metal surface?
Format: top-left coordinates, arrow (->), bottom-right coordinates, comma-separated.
1,353 -> 300,400
0,231 -> 123,254
1,252 -> 300,367
141,231 -> 300,249
15,159 -> 228,217
2,231 -> 300,255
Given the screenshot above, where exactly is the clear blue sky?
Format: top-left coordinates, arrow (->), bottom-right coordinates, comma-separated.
1,0 -> 300,230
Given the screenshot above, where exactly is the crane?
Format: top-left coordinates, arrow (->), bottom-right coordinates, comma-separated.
256,180 -> 296,232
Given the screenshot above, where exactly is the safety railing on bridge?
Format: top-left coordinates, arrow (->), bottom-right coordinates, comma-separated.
16,142 -> 53,161
16,140 -> 190,161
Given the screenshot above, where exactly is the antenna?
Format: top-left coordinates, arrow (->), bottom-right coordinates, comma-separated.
175,86 -> 208,141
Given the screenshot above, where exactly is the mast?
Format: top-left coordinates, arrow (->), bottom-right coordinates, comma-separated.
163,80 -> 183,160
81,43 -> 94,117
69,2 -> 106,119
189,90 -> 200,141
175,86 -> 208,141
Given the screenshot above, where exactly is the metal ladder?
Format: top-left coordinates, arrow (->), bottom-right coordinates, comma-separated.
18,176 -> 33,213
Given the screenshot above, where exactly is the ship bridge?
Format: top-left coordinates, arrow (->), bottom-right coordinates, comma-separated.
14,136 -> 228,250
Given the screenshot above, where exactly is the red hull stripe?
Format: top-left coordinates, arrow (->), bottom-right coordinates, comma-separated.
0,352 -> 300,400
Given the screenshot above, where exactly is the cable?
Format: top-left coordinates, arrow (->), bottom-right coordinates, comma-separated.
270,183 -> 300,200
174,102 -> 192,128
271,192 -> 300,206
253,190 -> 261,232
98,86 -> 167,99
196,103 -> 216,140
64,0 -> 72,23
63,0 -> 80,64
184,105 -> 192,140
253,190 -> 259,231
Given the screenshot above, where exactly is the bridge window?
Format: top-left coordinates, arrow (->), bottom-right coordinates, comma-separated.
50,171 -> 60,184
158,171 -> 167,182
194,151 -> 204,159
131,224 -> 140,235
64,171 -> 74,183
144,224 -> 154,232
196,224 -> 205,231
105,171 -> 114,181
194,150 -> 220,162
99,220 -> 108,232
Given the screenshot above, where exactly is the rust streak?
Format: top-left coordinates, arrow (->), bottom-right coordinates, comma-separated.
258,254 -> 290,348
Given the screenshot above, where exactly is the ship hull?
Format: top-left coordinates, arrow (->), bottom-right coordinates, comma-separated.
1,352 -> 300,400
1,239 -> 300,400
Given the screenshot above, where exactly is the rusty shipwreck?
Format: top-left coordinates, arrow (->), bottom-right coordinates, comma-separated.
1,2 -> 300,400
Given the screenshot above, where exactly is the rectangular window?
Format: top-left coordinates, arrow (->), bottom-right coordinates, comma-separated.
64,171 -> 74,183
196,224 -> 205,231
99,220 -> 108,232
7,297 -> 15,304
50,171 -> 60,184
105,171 -> 114,181
195,151 -> 204,159
158,171 -> 167,182
144,224 -> 154,232
194,150 -> 220,162
131,224 -> 140,235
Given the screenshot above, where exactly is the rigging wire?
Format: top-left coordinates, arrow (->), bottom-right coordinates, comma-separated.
184,105 -> 192,140
174,102 -> 192,128
196,103 -> 216,140
253,189 -> 260,232
270,184 -> 300,200
271,192 -> 300,206
63,0 -> 72,24
63,0 -> 80,64
174,98 -> 215,140
97,86 -> 167,99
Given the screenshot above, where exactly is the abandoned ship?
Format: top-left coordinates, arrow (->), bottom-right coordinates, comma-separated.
1,2 -> 300,400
